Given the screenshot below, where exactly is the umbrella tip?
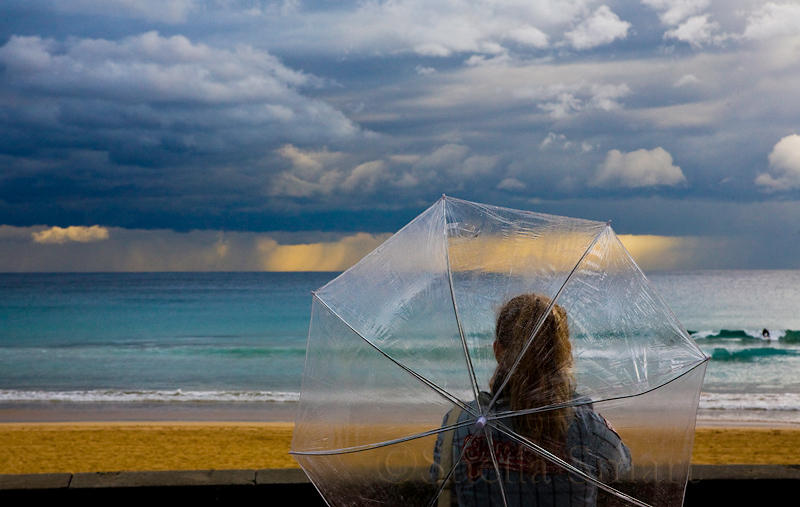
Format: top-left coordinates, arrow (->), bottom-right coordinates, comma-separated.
441,193 -> 447,200
606,220 -> 612,226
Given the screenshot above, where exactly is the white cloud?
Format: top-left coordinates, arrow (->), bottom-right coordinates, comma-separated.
272,145 -> 347,197
415,65 -> 436,75
564,6 -> 631,50
674,74 -> 700,87
342,160 -> 387,191
540,132 -> 567,149
462,155 -> 500,176
755,134 -> 800,191
592,147 -> 687,187
540,132 -> 596,153
641,0 -> 710,26
507,26 -> 549,48
53,0 -> 196,24
664,15 -> 722,48
497,177 -> 526,191
743,2 -> 800,40
538,92 -> 583,118
32,226 -> 110,244
588,83 -> 631,110
298,0 -> 596,57
415,144 -> 471,170
272,143 -> 489,196
534,82 -> 630,118
633,99 -> 726,128
276,145 -> 343,174
0,32 -> 309,103
0,32 -> 359,140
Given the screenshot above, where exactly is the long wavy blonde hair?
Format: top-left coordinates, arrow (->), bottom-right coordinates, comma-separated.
490,293 -> 574,444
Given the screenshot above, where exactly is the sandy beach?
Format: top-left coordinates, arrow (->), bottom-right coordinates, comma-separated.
0,421 -> 297,474
1,414 -> 798,475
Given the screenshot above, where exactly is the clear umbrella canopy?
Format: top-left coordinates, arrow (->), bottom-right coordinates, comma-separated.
290,196 -> 709,507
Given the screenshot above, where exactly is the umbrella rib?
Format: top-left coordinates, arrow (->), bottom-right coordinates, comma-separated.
290,418 -> 475,456
488,358 -> 709,422
483,427 -> 510,507
442,197 -> 483,412
487,224 -> 609,412
312,293 -> 479,417
491,422 -> 652,507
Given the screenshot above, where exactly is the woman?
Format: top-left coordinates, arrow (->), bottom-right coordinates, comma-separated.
432,293 -> 631,506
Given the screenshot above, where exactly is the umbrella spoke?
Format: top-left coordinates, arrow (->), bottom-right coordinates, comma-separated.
490,421 -> 651,507
313,293 -> 479,417
488,359 -> 708,422
487,224 -> 609,413
443,197 -> 483,412
483,427 -> 509,507
289,418 -> 475,456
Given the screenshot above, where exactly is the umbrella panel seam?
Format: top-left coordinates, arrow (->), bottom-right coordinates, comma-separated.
443,197 -> 484,413
289,418 -> 476,456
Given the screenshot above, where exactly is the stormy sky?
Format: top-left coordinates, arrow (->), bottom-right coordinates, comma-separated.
2,1 -> 800,270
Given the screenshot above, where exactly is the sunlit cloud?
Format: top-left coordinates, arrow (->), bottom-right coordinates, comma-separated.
257,233 -> 391,272
32,226 -> 110,244
617,234 -> 697,271
0,225 -> 775,272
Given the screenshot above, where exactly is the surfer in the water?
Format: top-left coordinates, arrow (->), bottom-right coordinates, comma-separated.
762,328 -> 770,339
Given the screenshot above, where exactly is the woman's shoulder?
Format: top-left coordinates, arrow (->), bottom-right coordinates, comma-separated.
571,403 -> 620,437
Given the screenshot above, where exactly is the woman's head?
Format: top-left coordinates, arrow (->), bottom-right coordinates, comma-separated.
491,293 -> 574,442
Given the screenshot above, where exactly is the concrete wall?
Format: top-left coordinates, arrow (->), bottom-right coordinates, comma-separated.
2,466 -> 799,505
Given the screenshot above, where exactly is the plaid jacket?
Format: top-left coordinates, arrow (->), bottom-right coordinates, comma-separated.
431,396 -> 631,507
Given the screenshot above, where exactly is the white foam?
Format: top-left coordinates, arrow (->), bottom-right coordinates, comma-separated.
700,392 -> 800,412
0,389 -> 300,404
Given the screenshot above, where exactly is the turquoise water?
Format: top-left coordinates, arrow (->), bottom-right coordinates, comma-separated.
1,271 -> 800,418
0,272 -> 320,399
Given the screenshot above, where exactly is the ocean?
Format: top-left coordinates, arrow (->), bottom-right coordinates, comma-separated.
1,271 -> 799,424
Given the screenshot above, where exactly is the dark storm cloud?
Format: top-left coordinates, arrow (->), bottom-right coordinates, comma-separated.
2,0 -> 800,267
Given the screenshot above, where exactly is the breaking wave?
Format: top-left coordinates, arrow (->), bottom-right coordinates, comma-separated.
710,347 -> 799,362
689,329 -> 799,341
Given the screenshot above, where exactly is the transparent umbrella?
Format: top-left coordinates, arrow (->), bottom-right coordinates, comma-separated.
290,196 -> 709,507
